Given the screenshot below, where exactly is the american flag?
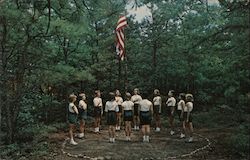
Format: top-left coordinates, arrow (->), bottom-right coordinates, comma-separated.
116,16 -> 127,61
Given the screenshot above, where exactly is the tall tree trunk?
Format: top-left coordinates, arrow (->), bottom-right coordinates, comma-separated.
0,34 -> 2,144
152,42 -> 157,68
0,80 -> 2,145
6,55 -> 25,144
6,105 -> 14,144
152,41 -> 157,88
0,15 -> 7,143
5,31 -> 29,143
94,21 -> 100,89
62,37 -> 69,122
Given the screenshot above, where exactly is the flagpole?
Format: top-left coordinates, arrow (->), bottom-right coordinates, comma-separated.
116,13 -> 128,92
124,10 -> 128,92
124,53 -> 128,92
118,58 -> 121,88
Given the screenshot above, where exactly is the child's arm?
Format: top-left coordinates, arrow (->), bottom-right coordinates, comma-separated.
73,105 -> 79,114
121,103 -> 124,115
166,98 -> 170,105
132,102 -> 134,114
186,103 -> 190,122
153,97 -> 156,103
181,101 -> 184,118
159,97 -> 162,113
101,99 -> 103,115
104,102 -> 108,113
150,103 -> 153,115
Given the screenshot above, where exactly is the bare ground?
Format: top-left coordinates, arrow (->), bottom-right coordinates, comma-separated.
45,126 -> 243,160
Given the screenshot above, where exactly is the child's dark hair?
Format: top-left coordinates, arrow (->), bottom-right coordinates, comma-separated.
154,89 -> 160,96
125,92 -> 131,100
179,93 -> 185,100
169,90 -> 175,96
69,94 -> 76,102
95,90 -> 100,96
185,94 -> 194,102
109,92 -> 115,100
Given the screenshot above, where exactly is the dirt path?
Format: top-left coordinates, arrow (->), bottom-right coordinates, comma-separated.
56,127 -> 211,160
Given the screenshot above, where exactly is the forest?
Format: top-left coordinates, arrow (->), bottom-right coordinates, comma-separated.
0,0 -> 249,159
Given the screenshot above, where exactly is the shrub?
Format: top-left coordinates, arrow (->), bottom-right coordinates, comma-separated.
0,143 -> 20,158
193,107 -> 237,128
228,124 -> 250,157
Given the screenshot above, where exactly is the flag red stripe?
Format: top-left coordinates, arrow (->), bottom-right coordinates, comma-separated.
116,20 -> 127,30
116,16 -> 127,60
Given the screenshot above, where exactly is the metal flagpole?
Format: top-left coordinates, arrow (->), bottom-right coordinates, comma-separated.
118,58 -> 121,88
124,49 -> 128,92
116,11 -> 128,92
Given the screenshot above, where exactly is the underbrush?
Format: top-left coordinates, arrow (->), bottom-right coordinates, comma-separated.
194,107 -> 249,159
227,124 -> 250,158
0,123 -> 66,159
193,107 -> 237,128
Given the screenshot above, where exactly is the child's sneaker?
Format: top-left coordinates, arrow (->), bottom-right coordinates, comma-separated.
125,136 -> 129,141
188,137 -> 193,143
180,133 -> 185,138
78,133 -> 84,138
170,130 -> 175,135
70,140 -> 78,145
156,127 -> 161,132
128,137 -> 131,141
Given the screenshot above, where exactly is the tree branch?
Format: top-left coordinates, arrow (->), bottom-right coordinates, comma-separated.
188,24 -> 250,52
45,0 -> 51,34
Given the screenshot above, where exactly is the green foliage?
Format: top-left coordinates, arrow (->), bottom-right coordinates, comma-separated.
0,1 -> 249,158
228,124 -> 250,157
0,143 -> 20,158
194,107 -> 238,128
0,123 -> 63,159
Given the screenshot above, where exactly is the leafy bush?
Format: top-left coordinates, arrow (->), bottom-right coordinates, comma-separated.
16,124 -> 59,142
193,107 -> 237,128
1,123 -> 62,159
228,124 -> 250,157
0,143 -> 20,158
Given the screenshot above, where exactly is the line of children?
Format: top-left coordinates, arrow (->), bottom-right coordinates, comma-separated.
67,89 -> 194,144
